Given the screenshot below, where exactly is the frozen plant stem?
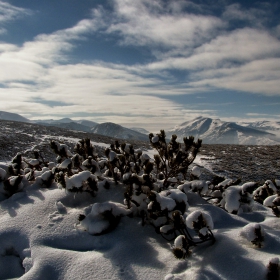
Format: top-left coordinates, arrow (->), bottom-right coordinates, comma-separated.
149,131 -> 202,189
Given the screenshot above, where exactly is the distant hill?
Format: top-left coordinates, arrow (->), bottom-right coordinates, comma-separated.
38,121 -> 93,133
0,111 -> 30,123
33,118 -> 98,133
91,122 -> 148,141
2,111 -> 280,144
34,118 -> 75,124
129,127 -> 150,135
75,120 -> 98,128
166,116 -> 279,145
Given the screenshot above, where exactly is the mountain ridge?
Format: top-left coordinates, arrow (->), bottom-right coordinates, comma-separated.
91,122 -> 148,141
0,111 -> 30,123
1,111 -> 280,144
166,116 -> 278,145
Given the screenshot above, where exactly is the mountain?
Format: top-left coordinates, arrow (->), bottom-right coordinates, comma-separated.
239,120 -> 280,131
33,118 -> 98,133
33,118 -> 74,124
91,122 -> 148,141
239,120 -> 280,140
0,111 -> 30,122
129,127 -> 150,135
38,121 -> 93,133
166,116 -> 279,145
76,120 -> 98,128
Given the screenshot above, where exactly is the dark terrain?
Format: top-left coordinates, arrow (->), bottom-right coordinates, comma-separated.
199,144 -> 280,183
0,120 -> 149,161
0,120 -> 279,183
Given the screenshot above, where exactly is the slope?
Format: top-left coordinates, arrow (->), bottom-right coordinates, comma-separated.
0,111 -> 30,123
92,122 -> 149,142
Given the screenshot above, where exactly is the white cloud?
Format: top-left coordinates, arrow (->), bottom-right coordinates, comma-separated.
222,3 -> 270,26
106,0 -> 224,54
0,1 -> 32,34
0,60 -> 210,130
0,0 -> 280,130
0,1 -> 31,22
188,58 -> 280,95
0,10 -> 105,84
145,28 -> 280,70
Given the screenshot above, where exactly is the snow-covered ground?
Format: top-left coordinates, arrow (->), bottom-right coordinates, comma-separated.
0,138 -> 280,280
1,175 -> 279,279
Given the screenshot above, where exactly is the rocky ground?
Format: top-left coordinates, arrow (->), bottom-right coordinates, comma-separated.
0,120 -> 279,183
0,120 -> 149,162
198,144 -> 280,183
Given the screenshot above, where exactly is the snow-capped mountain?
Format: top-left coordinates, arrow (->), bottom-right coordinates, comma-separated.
166,116 -> 279,145
239,120 -> 280,140
239,120 -> 280,131
91,122 -> 148,141
0,111 -> 30,123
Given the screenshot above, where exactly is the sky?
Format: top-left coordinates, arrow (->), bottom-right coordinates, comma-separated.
0,0 -> 279,131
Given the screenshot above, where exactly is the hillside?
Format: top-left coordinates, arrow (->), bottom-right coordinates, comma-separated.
0,119 -> 279,182
91,122 -> 148,142
36,121 -> 93,133
0,111 -> 30,123
0,120 -> 149,163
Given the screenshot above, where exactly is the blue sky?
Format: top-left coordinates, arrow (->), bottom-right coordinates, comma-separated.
0,0 -> 279,130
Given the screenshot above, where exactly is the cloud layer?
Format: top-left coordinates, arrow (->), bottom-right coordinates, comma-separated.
0,0 -> 279,129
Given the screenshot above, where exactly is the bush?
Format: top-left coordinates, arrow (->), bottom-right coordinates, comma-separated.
2,130 -> 279,261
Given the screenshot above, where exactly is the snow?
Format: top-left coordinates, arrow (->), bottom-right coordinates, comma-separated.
65,171 -> 92,190
59,158 -> 72,169
269,257 -> 279,265
191,166 -> 201,177
240,223 -> 265,246
265,180 -> 278,193
221,185 -> 243,213
36,170 -> 53,183
178,180 -> 209,195
0,167 -> 6,180
263,194 -> 278,207
185,210 -> 214,230
0,140 -> 280,280
27,159 -> 39,167
173,235 -> 187,249
108,150 -> 117,162
152,135 -> 159,143
167,116 -> 280,145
